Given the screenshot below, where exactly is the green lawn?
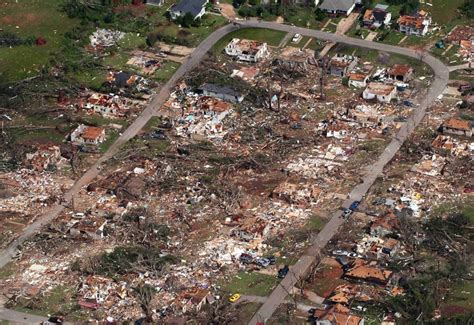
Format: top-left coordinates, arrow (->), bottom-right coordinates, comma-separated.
154,60 -> 180,81
221,271 -> 278,296
0,0 -> 78,82
305,214 -> 326,232
118,33 -> 147,51
445,280 -> 474,312
378,32 -> 405,45
151,14 -> 228,47
420,0 -> 465,25
282,6 -> 325,29
450,70 -> 473,82
211,28 -> 287,55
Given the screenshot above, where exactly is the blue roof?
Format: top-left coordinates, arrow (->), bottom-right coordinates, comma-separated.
170,0 -> 207,17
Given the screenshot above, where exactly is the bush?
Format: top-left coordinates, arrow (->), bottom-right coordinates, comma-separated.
0,32 -> 25,47
314,8 -> 327,21
233,0 -> 246,8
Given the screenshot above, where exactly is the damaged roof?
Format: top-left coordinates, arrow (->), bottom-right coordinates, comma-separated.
443,118 -> 471,131
388,64 -> 413,77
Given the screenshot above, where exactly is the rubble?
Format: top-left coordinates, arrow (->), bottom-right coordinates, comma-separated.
90,28 -> 125,49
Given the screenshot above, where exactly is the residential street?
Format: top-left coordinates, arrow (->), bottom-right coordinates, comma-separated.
0,19 -> 451,325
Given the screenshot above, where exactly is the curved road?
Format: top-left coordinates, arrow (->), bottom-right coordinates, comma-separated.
0,20 -> 450,324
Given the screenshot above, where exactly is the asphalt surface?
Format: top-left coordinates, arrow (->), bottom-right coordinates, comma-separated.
0,20 -> 450,325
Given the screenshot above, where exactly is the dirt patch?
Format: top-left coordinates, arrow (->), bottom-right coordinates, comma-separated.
218,3 -> 236,19
1,13 -> 39,27
441,305 -> 470,317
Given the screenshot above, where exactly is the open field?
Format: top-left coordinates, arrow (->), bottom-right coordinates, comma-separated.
0,0 -> 77,82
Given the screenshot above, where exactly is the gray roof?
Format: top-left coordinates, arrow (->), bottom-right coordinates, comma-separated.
170,0 -> 207,17
374,4 -> 389,10
198,83 -> 243,97
319,0 -> 355,12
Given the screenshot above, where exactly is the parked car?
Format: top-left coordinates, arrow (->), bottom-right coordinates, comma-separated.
229,293 -> 241,303
349,200 -> 361,211
255,258 -> 271,268
292,33 -> 302,43
332,250 -> 348,256
240,253 -> 253,264
342,208 -> 352,218
278,265 -> 289,278
266,255 -> 276,265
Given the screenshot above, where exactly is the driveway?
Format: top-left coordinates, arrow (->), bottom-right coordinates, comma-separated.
0,19 -> 450,325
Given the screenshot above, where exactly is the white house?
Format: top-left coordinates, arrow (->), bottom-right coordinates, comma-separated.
348,72 -> 369,88
224,38 -> 269,63
398,11 -> 431,36
363,82 -> 397,103
70,124 -> 106,145
168,0 -> 208,20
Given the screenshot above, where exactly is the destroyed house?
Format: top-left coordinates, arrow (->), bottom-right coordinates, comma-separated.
363,4 -> 391,28
345,260 -> 393,285
84,93 -> 126,117
168,0 -> 208,19
276,46 -> 316,70
224,38 -> 268,63
319,0 -> 356,16
70,124 -> 106,145
398,12 -> 430,36
370,213 -> 399,237
446,25 -> 474,45
24,145 -> 61,172
348,72 -> 369,88
387,64 -> 413,82
313,304 -> 365,325
328,54 -> 358,77
442,118 -> 473,137
198,97 -> 232,115
362,82 -> 397,103
197,83 -> 244,103
388,64 -> 413,82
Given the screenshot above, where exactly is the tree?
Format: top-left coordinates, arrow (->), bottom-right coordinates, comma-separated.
133,284 -> 156,323
362,0 -> 372,8
460,0 -> 474,18
180,12 -> 194,28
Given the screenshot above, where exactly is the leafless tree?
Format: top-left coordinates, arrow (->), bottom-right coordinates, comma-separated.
133,283 -> 156,323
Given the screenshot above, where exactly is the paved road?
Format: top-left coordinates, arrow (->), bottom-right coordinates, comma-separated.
0,19 -> 450,324
244,21 -> 450,325
240,295 -> 321,313
0,304 -> 47,324
448,62 -> 471,72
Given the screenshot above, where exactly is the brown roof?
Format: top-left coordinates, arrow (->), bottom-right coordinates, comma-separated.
388,64 -> 413,77
365,82 -> 396,96
371,213 -> 400,231
447,25 -> 474,44
443,118 -> 471,131
384,238 -> 400,249
314,305 -> 363,325
81,126 -> 105,140
398,15 -> 425,29
346,260 -> 393,284
349,72 -> 368,81
363,9 -> 373,21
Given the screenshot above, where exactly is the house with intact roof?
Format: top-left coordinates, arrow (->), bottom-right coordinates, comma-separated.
348,72 -> 369,88
168,0 -> 208,20
70,124 -> 106,145
363,4 -> 392,28
319,0 -> 356,16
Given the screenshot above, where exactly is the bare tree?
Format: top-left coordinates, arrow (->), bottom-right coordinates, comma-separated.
133,283 -> 157,323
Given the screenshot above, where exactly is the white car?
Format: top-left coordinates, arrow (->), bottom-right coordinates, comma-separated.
292,34 -> 302,43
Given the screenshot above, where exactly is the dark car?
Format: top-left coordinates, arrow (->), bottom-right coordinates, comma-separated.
278,265 -> 289,279
240,253 -> 253,264
266,255 -> 276,265
349,200 -> 361,211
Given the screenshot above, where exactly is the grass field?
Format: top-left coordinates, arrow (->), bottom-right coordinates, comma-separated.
211,28 -> 287,54
221,271 -> 278,296
0,0 -> 78,82
420,0 -> 465,25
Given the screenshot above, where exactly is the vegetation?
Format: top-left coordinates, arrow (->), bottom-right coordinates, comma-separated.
221,271 -> 277,296
74,245 -> 178,276
460,0 -> 474,18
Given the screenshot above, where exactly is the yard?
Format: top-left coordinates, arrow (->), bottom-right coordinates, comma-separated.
420,0 -> 465,25
221,271 -> 278,296
0,0 -> 78,82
